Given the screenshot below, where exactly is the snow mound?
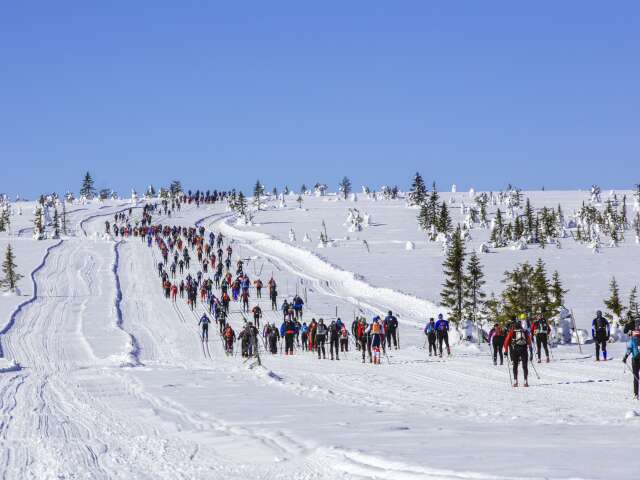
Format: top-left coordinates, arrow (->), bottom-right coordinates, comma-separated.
405,241 -> 415,251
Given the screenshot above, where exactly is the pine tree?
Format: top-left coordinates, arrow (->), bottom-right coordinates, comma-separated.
1,244 -> 23,291
524,198 -> 535,237
300,184 -> 307,195
34,206 -> 44,238
253,180 -> 265,210
463,252 -> 487,331
52,208 -> 60,238
418,203 -> 432,232
501,261 -> 535,319
236,192 -> 248,216
338,177 -> 352,199
440,227 -> 466,325
428,182 -> 439,220
550,271 -> 568,316
408,172 -> 427,206
61,201 -> 68,235
626,286 -> 639,326
437,201 -> 452,234
80,172 -> 96,199
531,258 -> 551,315
604,277 -> 625,325
272,187 -> 278,197
169,180 -> 182,197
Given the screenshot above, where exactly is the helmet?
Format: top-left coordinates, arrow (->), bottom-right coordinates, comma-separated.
438,313 -> 443,319
388,310 -> 393,316
519,313 -> 527,320
596,310 -> 602,317
319,318 -> 324,324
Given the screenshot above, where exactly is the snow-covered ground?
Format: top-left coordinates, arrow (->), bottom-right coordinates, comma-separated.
0,194 -> 638,479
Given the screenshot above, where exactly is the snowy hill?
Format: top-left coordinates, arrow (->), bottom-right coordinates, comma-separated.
0,193 -> 638,479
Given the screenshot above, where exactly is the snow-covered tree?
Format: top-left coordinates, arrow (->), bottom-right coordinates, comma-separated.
338,177 -> 352,200
52,208 -> 60,239
437,201 -> 452,234
440,227 -> 466,325
463,252 -> 487,331
625,286 -> 639,326
253,180 -> 265,210
80,172 -> 96,199
408,172 -> 427,206
604,277 -> 625,325
170,180 -> 183,197
550,271 -> 568,317
1,244 -> 23,291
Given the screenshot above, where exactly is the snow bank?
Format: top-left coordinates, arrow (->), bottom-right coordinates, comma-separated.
218,219 -> 441,326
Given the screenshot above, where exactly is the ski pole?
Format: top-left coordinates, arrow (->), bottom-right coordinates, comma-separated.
529,358 -> 541,380
506,351 -> 513,386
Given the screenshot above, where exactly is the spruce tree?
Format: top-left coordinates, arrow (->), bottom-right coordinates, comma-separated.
604,277 -> 625,324
524,198 -> 535,237
300,184 -> 307,195
440,227 -> 466,325
408,172 -> 427,206
1,244 -> 23,291
550,271 -> 568,316
531,259 -> 551,315
80,172 -> 96,199
236,192 -> 248,216
253,180 -> 265,210
463,252 -> 487,331
626,286 -> 639,326
428,182 -> 439,220
169,180 -> 182,197
62,201 -> 68,235
418,203 -> 432,232
52,208 -> 60,238
501,261 -> 535,319
338,177 -> 352,199
437,201 -> 453,234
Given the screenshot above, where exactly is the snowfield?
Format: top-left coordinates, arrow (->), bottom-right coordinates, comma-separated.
0,193 -> 639,479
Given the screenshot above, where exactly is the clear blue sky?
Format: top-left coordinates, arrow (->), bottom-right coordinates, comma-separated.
1,1 -> 638,198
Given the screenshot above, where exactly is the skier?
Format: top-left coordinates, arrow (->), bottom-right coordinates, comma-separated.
592,310 -> 610,361
316,319 -> 328,359
622,329 -> 640,399
424,318 -> 437,356
300,322 -> 309,351
488,323 -> 505,365
339,324 -> 349,353
254,278 -> 263,298
281,317 -> 297,355
435,314 -> 450,357
252,305 -> 263,330
356,317 -> 371,363
223,325 -> 236,355
328,320 -> 340,360
370,317 -> 383,364
270,287 -> 278,311
504,321 -> 531,387
384,310 -> 399,349
199,313 -> 211,342
532,314 -> 551,363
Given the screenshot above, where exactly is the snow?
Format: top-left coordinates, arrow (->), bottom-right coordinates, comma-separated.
0,195 -> 638,478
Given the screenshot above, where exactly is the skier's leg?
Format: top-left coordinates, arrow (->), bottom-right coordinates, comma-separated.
633,358 -> 640,397
595,340 -> 601,360
536,335 -> 542,361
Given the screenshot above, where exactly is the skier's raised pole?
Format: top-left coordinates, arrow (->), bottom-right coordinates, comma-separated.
570,309 -> 583,354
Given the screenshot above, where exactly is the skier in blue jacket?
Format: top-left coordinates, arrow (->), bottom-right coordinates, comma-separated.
434,314 -> 450,357
591,311 -> 610,361
623,329 -> 640,399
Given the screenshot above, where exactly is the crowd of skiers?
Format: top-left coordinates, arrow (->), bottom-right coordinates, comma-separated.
108,200 -> 640,398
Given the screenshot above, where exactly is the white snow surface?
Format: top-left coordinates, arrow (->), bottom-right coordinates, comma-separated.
0,196 -> 638,479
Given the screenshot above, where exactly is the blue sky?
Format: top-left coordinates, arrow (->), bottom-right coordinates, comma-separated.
1,1 -> 638,198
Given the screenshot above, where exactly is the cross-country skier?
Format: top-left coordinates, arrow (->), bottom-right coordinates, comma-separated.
384,310 -> 399,349
435,314 -> 450,357
504,321 -> 531,387
622,329 -> 640,399
424,318 -> 437,356
316,319 -> 328,359
223,325 -> 236,355
532,314 -> 551,363
489,322 -> 505,365
370,317 -> 383,364
199,313 -> 211,342
592,310 -> 610,361
329,320 -> 340,360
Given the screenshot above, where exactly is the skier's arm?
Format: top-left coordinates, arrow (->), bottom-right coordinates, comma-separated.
503,331 -> 513,352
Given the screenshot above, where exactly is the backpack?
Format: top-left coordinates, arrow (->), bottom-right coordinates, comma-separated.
512,329 -> 527,347
595,318 -> 607,332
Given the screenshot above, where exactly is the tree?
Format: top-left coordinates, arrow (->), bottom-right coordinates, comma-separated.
253,180 -> 265,210
440,227 -> 466,325
418,203 -> 433,233
62,201 -> 68,235
236,191 -> 248,216
626,286 -> 640,326
300,184 -> 307,195
99,188 -> 111,200
338,177 -> 352,199
80,172 -> 96,199
169,180 -> 183,197
463,252 -> 487,334
604,277 -> 625,325
501,261 -> 535,320
408,172 -> 427,206
1,244 -> 23,291
437,201 -> 452,234
52,208 -> 60,239
531,258 -> 551,315
550,271 -> 568,316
